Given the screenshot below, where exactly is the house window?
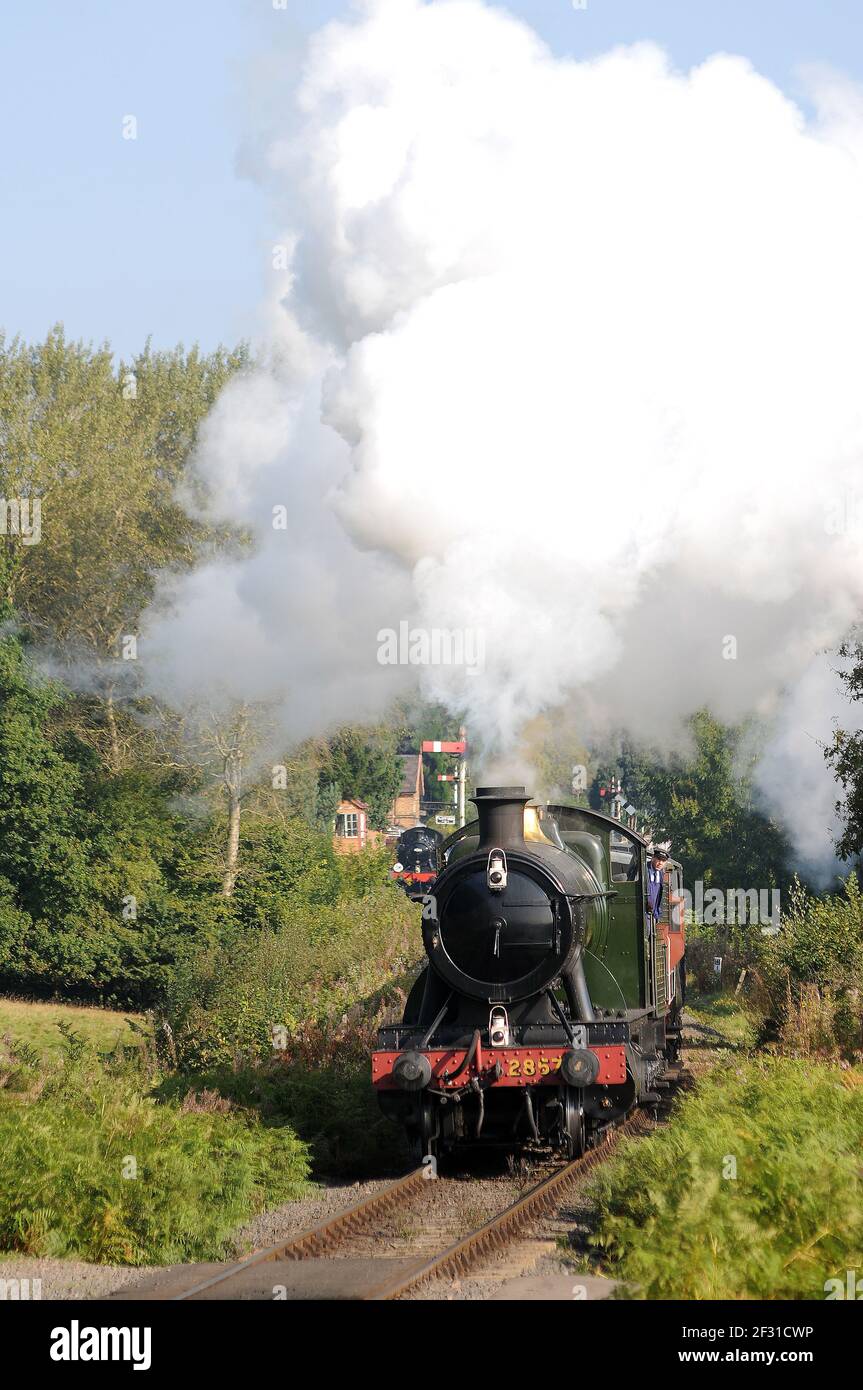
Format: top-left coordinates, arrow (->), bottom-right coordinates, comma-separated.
337,812 -> 359,838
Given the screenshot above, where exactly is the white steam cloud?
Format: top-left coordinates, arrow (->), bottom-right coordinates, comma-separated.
142,0 -> 863,867
756,653 -> 849,887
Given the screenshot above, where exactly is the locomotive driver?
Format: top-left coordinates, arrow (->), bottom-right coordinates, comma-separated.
646,846 -> 669,922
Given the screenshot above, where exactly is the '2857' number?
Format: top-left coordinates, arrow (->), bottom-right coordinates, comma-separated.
507,1055 -> 562,1077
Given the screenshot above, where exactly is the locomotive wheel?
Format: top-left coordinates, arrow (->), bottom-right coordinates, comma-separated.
562,1086 -> 585,1158
406,1094 -> 438,1162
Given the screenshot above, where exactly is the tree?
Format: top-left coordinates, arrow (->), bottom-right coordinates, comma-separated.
315,778 -> 342,833
320,726 -> 402,830
0,629 -> 92,926
152,698 -> 265,898
214,704 -> 251,897
0,626 -> 209,1004
618,711 -> 792,889
0,327 -> 249,770
825,638 -> 863,862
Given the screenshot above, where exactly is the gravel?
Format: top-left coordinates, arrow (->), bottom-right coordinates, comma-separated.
233,1177 -> 394,1254
0,1255 -> 161,1302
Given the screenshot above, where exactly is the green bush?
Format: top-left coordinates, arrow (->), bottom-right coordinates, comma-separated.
158,1058 -> 411,1177
762,875 -> 863,983
161,884 -> 417,1071
154,881 -> 419,1177
754,876 -> 863,1057
335,843 -> 396,898
589,1057 -> 863,1299
684,918 -> 752,995
0,1042 -> 310,1265
229,817 -> 344,925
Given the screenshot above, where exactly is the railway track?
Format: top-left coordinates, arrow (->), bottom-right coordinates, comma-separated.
171,1108 -> 654,1302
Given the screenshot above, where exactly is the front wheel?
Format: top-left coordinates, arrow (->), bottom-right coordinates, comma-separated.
561,1086 -> 585,1158
405,1094 -> 438,1162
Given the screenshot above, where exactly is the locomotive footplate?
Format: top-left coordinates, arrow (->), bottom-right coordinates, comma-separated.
372,1043 -> 627,1090
377,1019 -> 630,1052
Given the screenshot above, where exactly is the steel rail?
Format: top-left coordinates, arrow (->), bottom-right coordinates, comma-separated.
172,1164 -> 427,1301
173,1107 -> 656,1301
363,1110 -> 653,1301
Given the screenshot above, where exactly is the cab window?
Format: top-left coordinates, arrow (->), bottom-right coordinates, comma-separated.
610,829 -> 640,883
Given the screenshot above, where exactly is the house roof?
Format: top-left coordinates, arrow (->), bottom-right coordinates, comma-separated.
338,796 -> 369,811
397,753 -> 422,797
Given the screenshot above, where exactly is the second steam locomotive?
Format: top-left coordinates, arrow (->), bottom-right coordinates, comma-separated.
373,786 -> 686,1158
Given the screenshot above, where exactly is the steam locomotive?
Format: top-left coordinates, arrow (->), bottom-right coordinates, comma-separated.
372,787 -> 686,1158
390,824 -> 444,896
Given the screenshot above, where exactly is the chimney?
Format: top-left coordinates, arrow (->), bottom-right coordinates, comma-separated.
472,786 -> 531,849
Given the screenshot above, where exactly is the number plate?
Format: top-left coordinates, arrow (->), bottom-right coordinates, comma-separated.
506,1053 -> 562,1078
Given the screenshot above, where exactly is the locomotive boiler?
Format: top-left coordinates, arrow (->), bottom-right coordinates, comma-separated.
372,787 -> 686,1158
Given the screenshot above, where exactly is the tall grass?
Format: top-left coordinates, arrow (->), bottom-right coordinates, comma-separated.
589,1057 -> 863,1299
0,1034 -> 310,1265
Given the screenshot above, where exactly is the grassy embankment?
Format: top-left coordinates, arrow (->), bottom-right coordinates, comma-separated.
0,997 -> 142,1056
586,1050 -> 863,1299
571,879 -> 863,1299
0,1004 -> 310,1266
0,878 -> 420,1267
558,990 -> 863,1299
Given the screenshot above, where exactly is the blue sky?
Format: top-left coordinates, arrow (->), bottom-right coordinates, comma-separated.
2,0 -> 861,361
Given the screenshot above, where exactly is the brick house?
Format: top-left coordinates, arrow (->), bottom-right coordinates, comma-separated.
390,753 -> 425,828
333,796 -> 378,854
332,800 -> 386,850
